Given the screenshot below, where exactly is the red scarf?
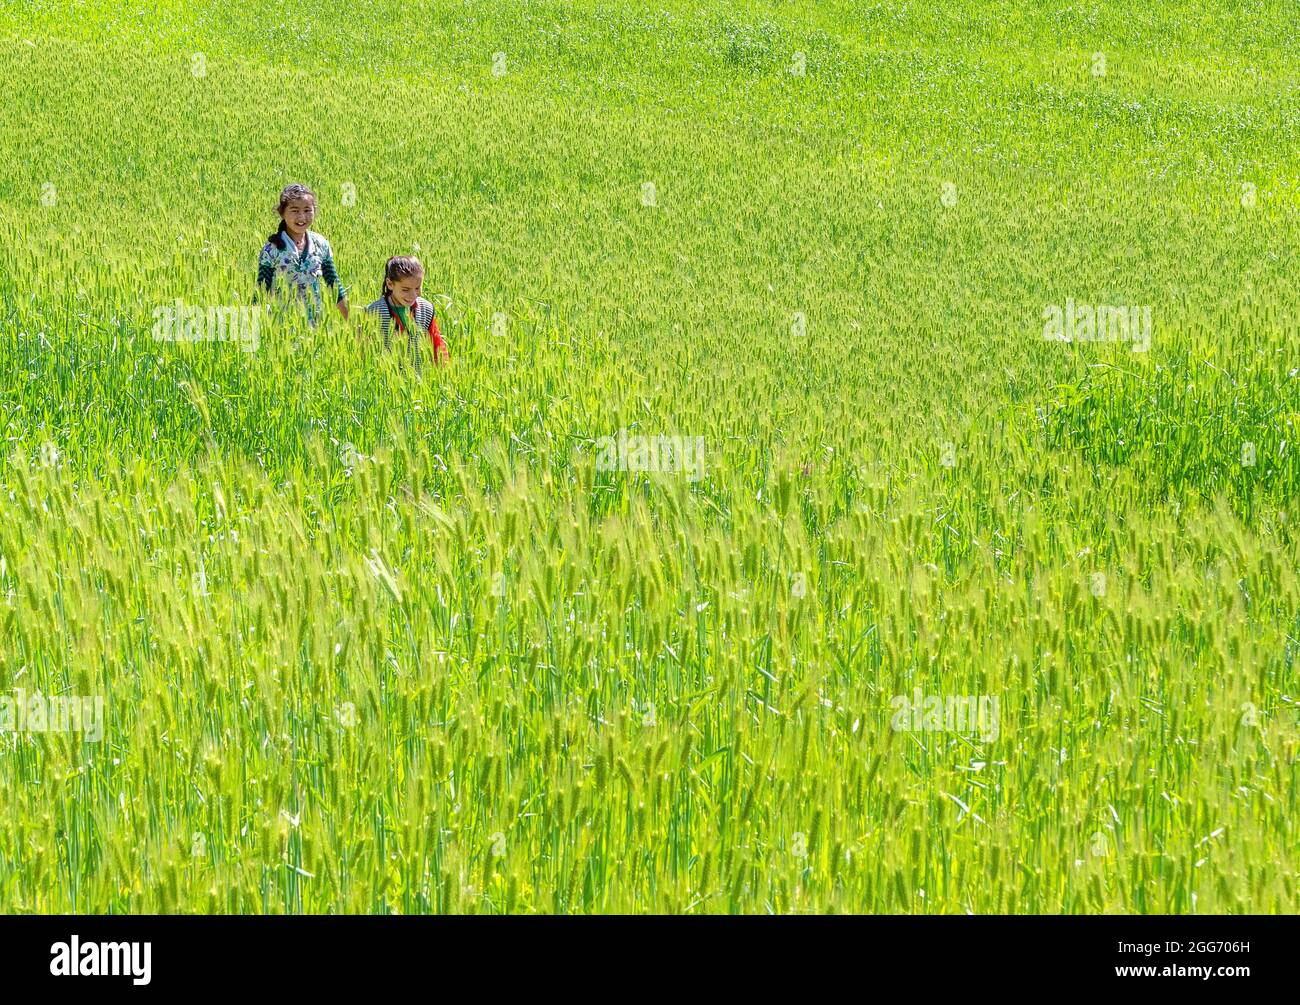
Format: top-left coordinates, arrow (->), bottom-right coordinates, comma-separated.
387,296 -> 449,361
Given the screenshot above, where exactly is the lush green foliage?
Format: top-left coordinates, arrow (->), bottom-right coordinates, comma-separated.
0,1 -> 1297,913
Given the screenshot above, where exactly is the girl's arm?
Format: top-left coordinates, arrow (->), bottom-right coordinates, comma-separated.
254,246 -> 275,302
321,249 -> 349,319
428,313 -> 450,362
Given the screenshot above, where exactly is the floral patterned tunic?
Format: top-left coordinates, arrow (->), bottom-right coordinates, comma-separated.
256,229 -> 347,324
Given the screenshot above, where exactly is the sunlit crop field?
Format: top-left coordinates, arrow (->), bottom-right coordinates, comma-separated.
1,1 -> 1298,913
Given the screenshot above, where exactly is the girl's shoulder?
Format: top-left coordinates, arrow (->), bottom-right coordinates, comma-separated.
413,297 -> 437,315
364,297 -> 389,314
308,230 -> 333,253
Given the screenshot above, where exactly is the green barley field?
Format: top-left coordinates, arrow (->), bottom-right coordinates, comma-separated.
0,1 -> 1297,914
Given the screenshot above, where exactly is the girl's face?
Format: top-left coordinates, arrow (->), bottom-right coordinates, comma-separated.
281,197 -> 316,236
387,273 -> 423,307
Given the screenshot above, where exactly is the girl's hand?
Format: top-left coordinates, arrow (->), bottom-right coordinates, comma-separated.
337,299 -> 350,321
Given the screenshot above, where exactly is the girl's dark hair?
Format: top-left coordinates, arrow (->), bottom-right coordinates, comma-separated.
382,255 -> 424,298
269,183 -> 317,244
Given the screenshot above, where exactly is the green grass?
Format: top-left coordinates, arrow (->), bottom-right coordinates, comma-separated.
0,1 -> 1297,913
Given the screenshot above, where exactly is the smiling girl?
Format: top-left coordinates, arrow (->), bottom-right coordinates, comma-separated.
256,183 -> 349,325
364,256 -> 449,366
